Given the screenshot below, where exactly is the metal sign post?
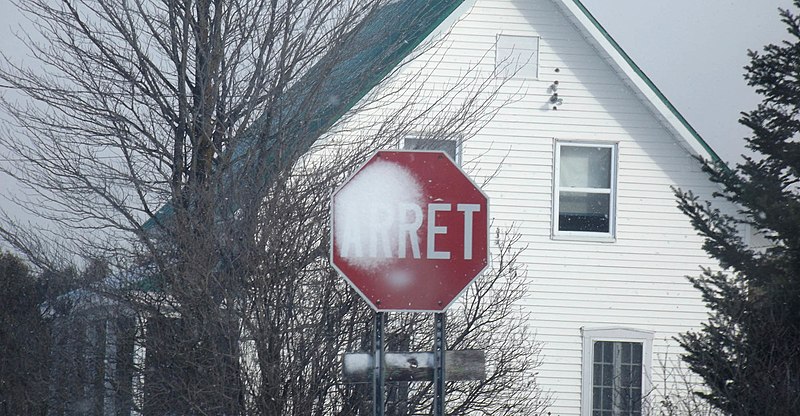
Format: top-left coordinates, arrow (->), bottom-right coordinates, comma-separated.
433,313 -> 446,416
332,150 -> 490,415
373,312 -> 385,416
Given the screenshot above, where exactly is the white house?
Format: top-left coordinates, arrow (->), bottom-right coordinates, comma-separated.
44,1 -> 733,414
327,0 -> 732,415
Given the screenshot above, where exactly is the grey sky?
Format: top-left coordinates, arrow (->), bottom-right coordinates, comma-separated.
580,0 -> 794,163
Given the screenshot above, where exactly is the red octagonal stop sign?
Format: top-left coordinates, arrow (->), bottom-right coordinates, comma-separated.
331,150 -> 489,312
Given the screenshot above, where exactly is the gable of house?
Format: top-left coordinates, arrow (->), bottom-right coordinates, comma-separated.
329,1 -> 731,415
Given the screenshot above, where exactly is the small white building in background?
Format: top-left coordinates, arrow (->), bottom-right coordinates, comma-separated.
335,0 -> 733,415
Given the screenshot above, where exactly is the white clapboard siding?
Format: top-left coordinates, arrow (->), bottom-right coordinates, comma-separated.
402,1 -> 726,415
322,0 -> 729,414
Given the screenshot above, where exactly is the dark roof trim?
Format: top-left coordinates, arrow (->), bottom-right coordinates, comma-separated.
142,0 -> 466,232
333,0 -> 468,131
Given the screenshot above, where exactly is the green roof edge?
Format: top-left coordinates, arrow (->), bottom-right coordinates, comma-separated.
333,0 -> 467,127
570,0 -> 722,163
141,0 -> 466,232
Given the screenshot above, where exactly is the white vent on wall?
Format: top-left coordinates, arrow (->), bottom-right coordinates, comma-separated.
495,34 -> 539,79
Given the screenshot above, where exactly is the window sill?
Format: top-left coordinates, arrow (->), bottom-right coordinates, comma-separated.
550,233 -> 616,243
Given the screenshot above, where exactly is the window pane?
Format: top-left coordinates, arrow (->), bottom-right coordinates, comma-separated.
632,392 -> 642,412
559,192 -> 610,232
632,364 -> 642,386
594,363 -> 603,385
593,387 -> 602,411
621,363 -> 631,387
620,387 -> 631,409
602,387 -> 612,410
602,342 -> 613,363
404,138 -> 458,163
560,146 -> 611,188
602,364 -> 613,387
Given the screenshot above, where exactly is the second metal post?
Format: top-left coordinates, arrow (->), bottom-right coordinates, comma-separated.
433,312 -> 446,416
373,312 -> 385,416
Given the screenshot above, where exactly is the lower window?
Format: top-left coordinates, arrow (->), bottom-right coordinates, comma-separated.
581,328 -> 653,416
592,341 -> 643,415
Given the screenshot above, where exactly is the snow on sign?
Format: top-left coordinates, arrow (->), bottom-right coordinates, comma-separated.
331,150 -> 489,312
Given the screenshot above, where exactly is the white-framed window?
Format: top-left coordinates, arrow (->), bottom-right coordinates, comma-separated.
553,141 -> 617,238
495,34 -> 539,79
581,328 -> 654,416
403,136 -> 461,165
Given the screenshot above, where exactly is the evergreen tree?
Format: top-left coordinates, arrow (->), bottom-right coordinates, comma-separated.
675,2 -> 800,414
0,251 -> 49,415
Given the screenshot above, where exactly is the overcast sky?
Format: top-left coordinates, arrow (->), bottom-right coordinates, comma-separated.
580,0 -> 794,163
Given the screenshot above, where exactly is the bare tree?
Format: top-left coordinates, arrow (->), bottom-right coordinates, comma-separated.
0,0 -> 545,414
637,351 -> 721,416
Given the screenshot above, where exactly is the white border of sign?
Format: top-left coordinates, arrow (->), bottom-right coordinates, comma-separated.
329,149 -> 491,313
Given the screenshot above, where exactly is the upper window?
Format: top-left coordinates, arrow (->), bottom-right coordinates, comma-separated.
554,142 -> 617,238
581,328 -> 653,416
495,34 -> 539,79
404,137 -> 461,165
